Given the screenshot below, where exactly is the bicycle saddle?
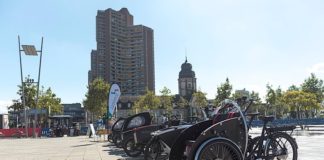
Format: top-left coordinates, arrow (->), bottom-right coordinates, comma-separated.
261,116 -> 275,122
246,112 -> 260,117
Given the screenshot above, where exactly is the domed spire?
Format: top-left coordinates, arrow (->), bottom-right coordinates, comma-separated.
178,56 -> 197,100
179,58 -> 195,78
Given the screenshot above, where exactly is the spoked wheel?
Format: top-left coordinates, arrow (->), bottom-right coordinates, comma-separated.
123,137 -> 143,157
194,138 -> 243,160
265,132 -> 298,160
144,138 -> 169,160
245,136 -> 261,160
112,135 -> 118,144
115,137 -> 123,148
108,134 -> 113,143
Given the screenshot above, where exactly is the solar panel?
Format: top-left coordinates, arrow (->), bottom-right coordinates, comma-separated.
21,45 -> 38,56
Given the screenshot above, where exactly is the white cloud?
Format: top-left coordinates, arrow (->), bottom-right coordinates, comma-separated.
308,63 -> 324,74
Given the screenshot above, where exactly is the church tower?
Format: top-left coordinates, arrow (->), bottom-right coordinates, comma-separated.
178,58 -> 197,100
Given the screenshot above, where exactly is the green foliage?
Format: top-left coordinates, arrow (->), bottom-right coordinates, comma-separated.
83,78 -> 110,118
251,91 -> 262,104
9,77 -> 38,110
301,73 -> 324,103
38,87 -> 62,114
248,91 -> 263,113
8,99 -> 23,111
281,90 -> 319,119
193,90 -> 208,108
133,90 -> 160,113
288,85 -> 299,91
176,96 -> 189,108
265,84 -> 276,106
159,87 -> 173,113
8,76 -> 61,113
264,84 -> 287,117
274,87 -> 287,118
214,78 -> 232,105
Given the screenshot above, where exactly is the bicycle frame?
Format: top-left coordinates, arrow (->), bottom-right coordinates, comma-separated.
246,114 -> 297,159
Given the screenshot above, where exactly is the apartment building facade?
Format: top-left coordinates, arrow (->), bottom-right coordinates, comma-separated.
89,8 -> 155,96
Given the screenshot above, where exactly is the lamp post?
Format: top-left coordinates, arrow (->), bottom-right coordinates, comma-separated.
18,36 -> 44,138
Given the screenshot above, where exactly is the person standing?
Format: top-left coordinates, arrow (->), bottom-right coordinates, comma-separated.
88,121 -> 92,138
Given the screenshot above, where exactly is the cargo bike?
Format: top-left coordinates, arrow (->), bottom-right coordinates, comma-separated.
120,112 -> 160,157
107,112 -> 152,150
144,99 -> 298,160
108,117 -> 125,147
122,112 -> 188,157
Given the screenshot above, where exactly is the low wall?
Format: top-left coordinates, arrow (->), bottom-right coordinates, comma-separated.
0,128 -> 41,137
251,118 -> 324,127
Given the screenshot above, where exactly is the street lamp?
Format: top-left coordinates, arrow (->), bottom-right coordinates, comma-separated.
18,36 -> 43,138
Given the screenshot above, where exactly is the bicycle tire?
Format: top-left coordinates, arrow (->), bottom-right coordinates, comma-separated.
144,138 -> 168,160
123,136 -> 143,157
193,138 -> 243,160
265,132 -> 298,160
108,134 -> 113,143
245,136 -> 261,160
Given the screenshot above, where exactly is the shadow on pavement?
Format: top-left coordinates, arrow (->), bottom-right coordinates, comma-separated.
102,143 -> 115,147
117,157 -> 143,160
104,147 -> 127,157
71,143 -> 94,147
103,143 -> 144,160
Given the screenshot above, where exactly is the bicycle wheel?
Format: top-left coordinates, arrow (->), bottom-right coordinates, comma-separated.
245,136 -> 261,160
265,132 -> 298,160
194,138 -> 243,160
123,137 -> 143,157
115,137 -> 123,148
108,134 -> 113,143
112,134 -> 118,144
144,138 -> 168,160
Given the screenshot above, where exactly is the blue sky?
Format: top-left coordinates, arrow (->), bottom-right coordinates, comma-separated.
1,0 -> 324,113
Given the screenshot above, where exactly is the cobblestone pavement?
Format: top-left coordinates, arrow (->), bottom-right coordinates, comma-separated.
0,128 -> 324,160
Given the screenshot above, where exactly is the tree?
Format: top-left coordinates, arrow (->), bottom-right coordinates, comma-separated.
214,78 -> 232,105
248,91 -> 262,113
264,84 -> 286,118
38,87 -> 62,114
8,76 -> 61,113
8,99 -> 24,111
133,90 -> 160,113
250,91 -> 262,104
301,73 -> 324,103
191,90 -> 208,118
275,86 -> 287,118
192,91 -> 208,108
159,87 -> 173,114
265,84 -> 276,115
8,77 -> 37,111
288,85 -> 299,91
83,78 -> 110,119
281,90 -> 319,119
176,96 -> 189,108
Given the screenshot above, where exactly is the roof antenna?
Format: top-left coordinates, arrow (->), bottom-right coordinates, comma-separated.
185,48 -> 188,63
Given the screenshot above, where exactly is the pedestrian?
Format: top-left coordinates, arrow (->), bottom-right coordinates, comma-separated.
89,121 -> 92,138
161,114 -> 168,127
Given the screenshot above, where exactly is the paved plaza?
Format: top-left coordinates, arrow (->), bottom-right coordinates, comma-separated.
0,129 -> 324,160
